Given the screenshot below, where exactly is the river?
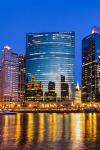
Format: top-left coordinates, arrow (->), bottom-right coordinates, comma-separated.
0,113 -> 100,150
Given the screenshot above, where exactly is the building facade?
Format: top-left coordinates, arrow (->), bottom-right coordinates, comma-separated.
18,54 -> 26,103
26,32 -> 75,100
61,75 -> 69,101
1,46 -> 25,104
25,75 -> 43,102
44,81 -> 56,102
74,83 -> 81,105
82,26 -> 100,102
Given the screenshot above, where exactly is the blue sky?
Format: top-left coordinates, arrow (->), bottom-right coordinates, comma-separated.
0,0 -> 100,84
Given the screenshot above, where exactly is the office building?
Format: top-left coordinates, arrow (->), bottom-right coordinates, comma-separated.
1,46 -> 25,104
82,26 -> 100,102
26,32 -> 75,100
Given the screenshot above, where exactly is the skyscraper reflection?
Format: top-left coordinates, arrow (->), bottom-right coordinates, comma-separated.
0,113 -> 99,150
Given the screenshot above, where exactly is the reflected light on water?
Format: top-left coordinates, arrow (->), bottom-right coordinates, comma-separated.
70,113 -> 84,150
85,113 -> 97,141
0,113 -> 99,150
51,113 -> 57,141
15,113 -> 21,146
27,113 -> 34,143
38,113 -> 45,142
3,116 -> 9,145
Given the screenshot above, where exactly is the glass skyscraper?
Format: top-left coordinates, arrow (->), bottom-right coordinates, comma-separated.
26,32 -> 75,100
82,26 -> 100,102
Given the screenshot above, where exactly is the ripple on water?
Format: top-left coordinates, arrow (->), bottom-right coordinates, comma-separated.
0,113 -> 100,150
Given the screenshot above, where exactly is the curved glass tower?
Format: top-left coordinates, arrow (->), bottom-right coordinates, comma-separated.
26,32 -> 75,100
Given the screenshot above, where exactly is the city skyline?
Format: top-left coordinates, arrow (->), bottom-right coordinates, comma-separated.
0,0 -> 100,85
0,1 -> 100,150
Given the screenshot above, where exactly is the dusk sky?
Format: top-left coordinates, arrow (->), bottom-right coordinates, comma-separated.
0,0 -> 100,84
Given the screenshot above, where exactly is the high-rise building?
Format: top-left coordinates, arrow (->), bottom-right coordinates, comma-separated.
1,46 -> 25,104
61,75 -> 69,101
18,54 -> 26,103
82,26 -> 100,102
26,32 -> 75,100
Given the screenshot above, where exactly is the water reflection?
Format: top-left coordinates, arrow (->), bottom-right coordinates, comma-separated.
0,113 -> 100,150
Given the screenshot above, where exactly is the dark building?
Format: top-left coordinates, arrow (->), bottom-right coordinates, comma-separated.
18,55 -> 26,103
44,81 -> 56,102
82,26 -> 100,102
48,81 -> 55,92
61,75 -> 69,101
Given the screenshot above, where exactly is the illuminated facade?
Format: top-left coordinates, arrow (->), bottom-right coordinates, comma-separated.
0,61 -> 1,102
1,46 -> 25,103
25,75 -> 43,101
74,83 -> 81,104
82,26 -> 100,102
26,32 -> 75,100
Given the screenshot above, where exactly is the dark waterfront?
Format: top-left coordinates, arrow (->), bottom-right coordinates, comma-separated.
0,113 -> 100,150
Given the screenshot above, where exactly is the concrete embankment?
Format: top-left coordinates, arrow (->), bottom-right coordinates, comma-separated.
14,109 -> 100,113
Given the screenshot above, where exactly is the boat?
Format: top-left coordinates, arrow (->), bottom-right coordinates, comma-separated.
0,110 -> 17,115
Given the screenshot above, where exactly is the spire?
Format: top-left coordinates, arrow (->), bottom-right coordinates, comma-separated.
76,82 -> 79,90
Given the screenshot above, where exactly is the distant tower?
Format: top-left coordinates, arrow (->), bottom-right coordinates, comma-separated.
74,82 -> 81,104
82,26 -> 100,102
76,82 -> 79,90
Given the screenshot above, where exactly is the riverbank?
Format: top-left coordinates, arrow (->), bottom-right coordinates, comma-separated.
11,108 -> 100,113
